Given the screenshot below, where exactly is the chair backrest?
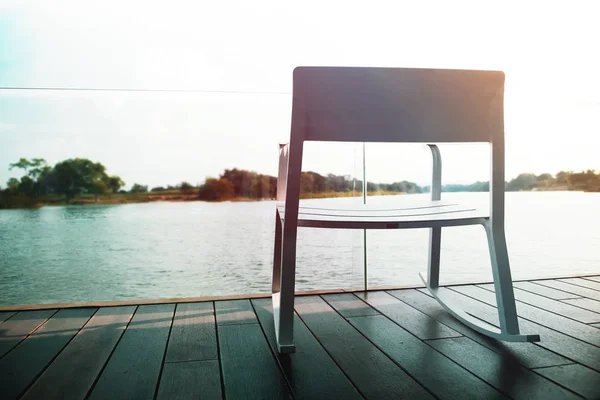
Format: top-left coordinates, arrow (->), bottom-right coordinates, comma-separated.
291,67 -> 504,144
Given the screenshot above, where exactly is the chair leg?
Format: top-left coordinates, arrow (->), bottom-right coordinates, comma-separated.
483,220 -> 519,335
427,227 -> 442,289
272,220 -> 297,353
272,211 -> 282,293
420,222 -> 539,342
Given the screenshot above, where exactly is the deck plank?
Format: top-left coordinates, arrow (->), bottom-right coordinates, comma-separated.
560,277 -> 600,292
322,293 -> 379,318
455,285 -> 600,347
252,298 -> 361,399
390,289 -> 570,368
215,300 -> 258,325
218,323 -> 290,399
0,312 -> 16,325
21,306 -> 135,400
535,280 -> 600,301
0,307 -> 95,399
514,281 -> 581,300
0,309 -> 56,358
562,298 -> 600,314
295,295 -> 434,399
156,360 -> 221,400
165,302 -> 217,362
356,291 -> 461,340
583,276 -> 600,283
478,284 -> 600,324
428,337 -> 579,399
444,286 -> 600,371
347,313 -> 505,399
534,364 -> 600,399
88,304 -> 175,400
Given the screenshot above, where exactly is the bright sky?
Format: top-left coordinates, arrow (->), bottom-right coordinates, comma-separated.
1,0 -> 599,188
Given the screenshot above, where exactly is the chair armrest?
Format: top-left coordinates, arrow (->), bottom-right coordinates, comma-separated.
428,144 -> 442,201
277,143 -> 290,201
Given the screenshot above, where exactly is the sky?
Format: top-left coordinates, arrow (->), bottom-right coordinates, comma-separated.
1,0 -> 599,188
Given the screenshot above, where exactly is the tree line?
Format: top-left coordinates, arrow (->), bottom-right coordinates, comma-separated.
436,171 -> 600,192
1,158 -> 125,208
2,158 -> 599,208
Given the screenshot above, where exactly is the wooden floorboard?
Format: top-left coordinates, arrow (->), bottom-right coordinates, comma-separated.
445,286 -> 600,372
535,280 -> 600,301
165,302 -> 217,362
217,323 -> 290,399
321,293 -> 379,318
534,364 -> 600,399
295,295 -> 434,399
252,298 -> 362,400
455,285 -> 600,347
478,284 -> 600,324
0,308 -> 95,399
21,306 -> 135,400
513,281 -> 581,300
562,298 -> 600,314
341,312 -> 505,399
560,278 -> 600,292
0,312 -> 16,325
156,360 -> 222,400
356,291 -> 462,340
88,304 -> 175,400
390,289 -> 571,369
0,309 -> 57,358
4,276 -> 600,399
215,300 -> 258,325
427,336 -> 580,399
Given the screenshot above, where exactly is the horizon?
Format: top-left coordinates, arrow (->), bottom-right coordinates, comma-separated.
1,1 -> 599,189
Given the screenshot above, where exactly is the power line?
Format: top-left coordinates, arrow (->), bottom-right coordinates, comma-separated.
0,86 -> 292,95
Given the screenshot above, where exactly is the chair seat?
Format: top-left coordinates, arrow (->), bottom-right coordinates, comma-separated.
276,200 -> 487,230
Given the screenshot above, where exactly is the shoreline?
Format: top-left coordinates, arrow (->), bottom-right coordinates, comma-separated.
0,189 -> 594,210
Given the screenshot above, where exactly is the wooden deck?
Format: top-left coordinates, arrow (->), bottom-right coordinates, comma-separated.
2,276 -> 600,399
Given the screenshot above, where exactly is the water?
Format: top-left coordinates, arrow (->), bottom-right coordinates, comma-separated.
1,192 -> 599,306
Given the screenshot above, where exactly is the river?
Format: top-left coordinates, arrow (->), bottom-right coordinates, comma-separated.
1,192 -> 599,306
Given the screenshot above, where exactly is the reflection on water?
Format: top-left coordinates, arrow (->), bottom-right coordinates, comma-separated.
1,192 -> 599,306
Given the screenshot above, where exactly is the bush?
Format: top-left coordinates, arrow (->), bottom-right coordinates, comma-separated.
198,178 -> 235,201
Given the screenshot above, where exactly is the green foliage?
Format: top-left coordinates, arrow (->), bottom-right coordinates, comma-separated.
52,158 -> 110,200
106,176 -> 126,193
180,181 -> 194,194
6,177 -> 19,190
151,186 -> 166,192
130,183 -> 148,193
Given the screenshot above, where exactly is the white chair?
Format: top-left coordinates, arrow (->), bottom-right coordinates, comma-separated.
272,67 -> 540,353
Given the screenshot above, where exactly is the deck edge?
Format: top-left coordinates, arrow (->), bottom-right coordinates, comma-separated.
2,272 -> 599,311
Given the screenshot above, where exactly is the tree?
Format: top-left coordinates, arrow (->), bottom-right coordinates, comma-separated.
9,158 -> 48,179
17,176 -> 36,195
506,173 -> 538,191
130,183 -> 148,193
106,176 -> 125,194
180,181 -> 194,194
6,177 -> 19,191
198,178 -> 235,201
52,158 -> 110,201
151,186 -> 166,192
221,169 -> 259,198
89,180 -> 109,202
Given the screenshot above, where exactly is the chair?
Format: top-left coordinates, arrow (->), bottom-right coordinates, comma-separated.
272,67 -> 540,353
